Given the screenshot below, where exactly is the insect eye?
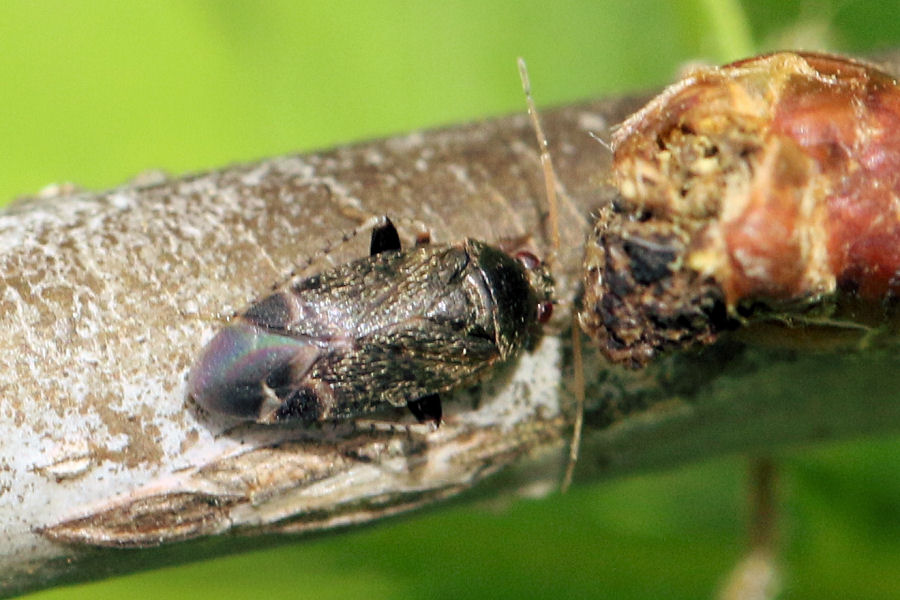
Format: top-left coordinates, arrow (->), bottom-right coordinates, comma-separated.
515,251 -> 541,270
536,301 -> 553,323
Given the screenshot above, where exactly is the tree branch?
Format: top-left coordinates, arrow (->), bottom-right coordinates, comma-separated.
2,52 -> 900,597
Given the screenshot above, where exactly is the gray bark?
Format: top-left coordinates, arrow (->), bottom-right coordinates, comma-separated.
2,53 -> 899,597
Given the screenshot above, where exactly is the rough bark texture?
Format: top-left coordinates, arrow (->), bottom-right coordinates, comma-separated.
1,53 -> 900,598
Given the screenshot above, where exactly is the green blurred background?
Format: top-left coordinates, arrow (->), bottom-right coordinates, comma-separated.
3,1 -> 899,598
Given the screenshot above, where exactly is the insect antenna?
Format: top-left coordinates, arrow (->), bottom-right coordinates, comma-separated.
517,58 -> 561,264
283,214 -> 390,283
182,215 -> 397,327
517,58 -> 583,491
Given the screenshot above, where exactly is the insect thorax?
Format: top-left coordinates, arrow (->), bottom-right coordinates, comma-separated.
466,240 -> 551,358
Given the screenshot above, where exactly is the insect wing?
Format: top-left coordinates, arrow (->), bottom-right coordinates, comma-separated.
191,243 -> 502,422
190,234 -> 549,423
188,321 -> 322,421
283,243 -> 475,339
359,318 -> 502,406
285,244 -> 503,415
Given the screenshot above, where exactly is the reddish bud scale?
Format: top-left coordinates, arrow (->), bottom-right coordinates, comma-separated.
582,52 -> 900,366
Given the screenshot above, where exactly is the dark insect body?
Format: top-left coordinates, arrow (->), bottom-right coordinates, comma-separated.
188,218 -> 554,424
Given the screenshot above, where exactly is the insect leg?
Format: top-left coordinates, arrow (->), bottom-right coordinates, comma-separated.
369,216 -> 403,256
407,393 -> 443,426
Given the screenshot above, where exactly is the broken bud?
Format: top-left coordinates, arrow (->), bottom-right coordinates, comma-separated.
581,51 -> 900,367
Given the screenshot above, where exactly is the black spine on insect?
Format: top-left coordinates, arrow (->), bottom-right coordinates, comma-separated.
188,217 -> 554,425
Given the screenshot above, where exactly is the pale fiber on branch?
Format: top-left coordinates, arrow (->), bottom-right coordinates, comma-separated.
2,53 -> 900,597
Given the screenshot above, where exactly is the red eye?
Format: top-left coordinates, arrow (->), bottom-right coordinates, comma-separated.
515,251 -> 541,270
536,301 -> 553,323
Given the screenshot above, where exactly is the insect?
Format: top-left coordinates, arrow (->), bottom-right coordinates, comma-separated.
188,217 -> 554,425
581,51 -> 900,367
